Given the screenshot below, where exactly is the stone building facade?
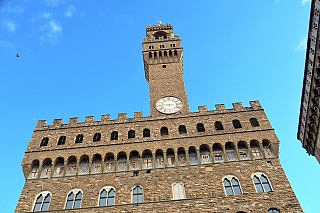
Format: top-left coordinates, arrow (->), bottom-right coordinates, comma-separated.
16,23 -> 303,212
298,0 -> 320,163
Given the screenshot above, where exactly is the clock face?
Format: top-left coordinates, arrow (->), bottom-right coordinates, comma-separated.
156,97 -> 183,114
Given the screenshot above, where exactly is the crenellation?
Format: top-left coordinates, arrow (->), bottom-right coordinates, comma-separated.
249,101 -> 262,109
85,116 -> 94,123
118,113 -> 127,121
35,120 -> 47,130
232,102 -> 244,110
198,105 -> 208,112
101,114 -> 110,123
52,119 -> 62,127
134,111 -> 143,118
215,104 -> 226,111
69,117 -> 79,126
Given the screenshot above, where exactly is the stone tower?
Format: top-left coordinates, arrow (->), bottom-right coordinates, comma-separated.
15,23 -> 303,213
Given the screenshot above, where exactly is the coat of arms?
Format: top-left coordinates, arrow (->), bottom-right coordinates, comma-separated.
118,161 -> 126,170
144,159 -> 152,168
106,162 -> 114,171
167,157 -> 175,166
93,164 -> 101,173
68,165 -> 76,174
55,166 -> 64,176
80,164 -> 89,174
29,168 -> 39,179
189,155 -> 197,164
131,160 -> 140,169
156,158 -> 164,167
178,156 -> 186,164
41,168 -> 51,178
201,154 -> 210,163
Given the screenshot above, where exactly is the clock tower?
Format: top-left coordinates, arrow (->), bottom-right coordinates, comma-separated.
142,23 -> 190,116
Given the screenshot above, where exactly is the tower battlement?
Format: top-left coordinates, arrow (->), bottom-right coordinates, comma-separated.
35,101 -> 262,130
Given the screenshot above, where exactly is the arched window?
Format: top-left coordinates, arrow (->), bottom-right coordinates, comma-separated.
93,133 -> 101,142
178,125 -> 187,134
188,146 -> 197,164
110,131 -> 118,140
161,127 -> 168,136
79,155 -> 89,175
117,152 -> 127,171
172,182 -> 186,200
99,187 -> 115,206
249,118 -> 260,127
132,186 -> 143,203
214,121 -> 224,130
130,151 -> 140,170
104,152 -> 115,172
75,134 -> 83,143
29,160 -> 40,179
223,176 -> 242,196
40,137 -> 49,147
53,157 -> 64,177
143,128 -> 150,137
212,143 -> 224,162
200,144 -> 211,164
238,141 -> 250,160
155,149 -> 164,168
262,139 -> 274,158
196,123 -> 205,132
57,136 -> 66,145
92,154 -> 102,174
33,192 -> 51,211
66,156 -> 77,176
268,208 -> 280,213
252,172 -> 272,192
41,158 -> 52,178
167,148 -> 175,166
177,147 -> 186,165
142,149 -> 153,169
128,130 -> 135,139
66,190 -> 82,209
225,142 -> 237,161
233,120 -> 242,129
250,140 -> 263,159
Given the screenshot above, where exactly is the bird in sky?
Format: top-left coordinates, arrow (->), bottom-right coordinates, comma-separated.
16,53 -> 19,57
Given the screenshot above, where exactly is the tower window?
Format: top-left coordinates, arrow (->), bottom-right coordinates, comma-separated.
196,123 -> 205,132
170,43 -> 176,47
93,133 -> 101,142
40,137 -> 49,147
148,45 -> 154,49
75,134 -> 83,143
232,119 -> 242,129
161,127 -> 169,136
162,64 -> 166,68
268,208 -> 280,213
132,186 -> 143,203
66,191 -> 82,209
110,131 -> 118,140
253,173 -> 272,192
250,118 -> 260,127
179,125 -> 187,134
57,136 -> 66,145
223,176 -> 242,196
128,130 -> 135,139
33,192 -> 51,211
172,182 -> 186,200
160,44 -> 164,48
214,121 -> 224,130
99,188 -> 115,206
143,128 -> 150,137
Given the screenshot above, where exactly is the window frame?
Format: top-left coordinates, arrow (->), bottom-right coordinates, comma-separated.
65,189 -> 83,209
98,186 -> 116,206
32,191 -> 52,212
132,186 -> 143,204
222,175 -> 243,196
251,172 -> 273,193
172,182 -> 186,200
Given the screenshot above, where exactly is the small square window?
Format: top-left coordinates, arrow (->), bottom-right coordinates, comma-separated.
149,46 -> 154,49
146,170 -> 151,174
160,45 -> 164,48
133,171 -> 139,177
162,64 -> 166,68
170,44 -> 176,47
267,161 -> 273,166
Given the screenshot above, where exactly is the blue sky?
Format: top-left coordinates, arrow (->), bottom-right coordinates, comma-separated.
0,0 -> 319,212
